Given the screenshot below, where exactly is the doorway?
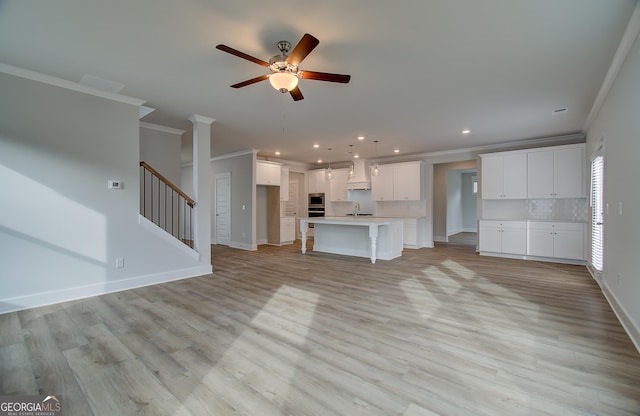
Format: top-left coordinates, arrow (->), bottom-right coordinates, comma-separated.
433,160 -> 478,246
215,172 -> 231,245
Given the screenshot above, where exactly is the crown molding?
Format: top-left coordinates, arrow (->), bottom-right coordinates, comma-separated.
374,133 -> 585,163
189,114 -> 216,125
0,62 -> 146,107
140,122 -> 186,136
583,2 -> 640,132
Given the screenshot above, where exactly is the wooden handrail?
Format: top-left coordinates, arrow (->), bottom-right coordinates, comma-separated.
140,161 -> 195,207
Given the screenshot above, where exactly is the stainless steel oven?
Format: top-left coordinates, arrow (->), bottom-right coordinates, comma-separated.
308,193 -> 325,208
308,193 -> 325,228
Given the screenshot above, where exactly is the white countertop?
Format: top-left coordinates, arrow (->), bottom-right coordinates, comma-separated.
303,216 -> 404,225
481,218 -> 587,224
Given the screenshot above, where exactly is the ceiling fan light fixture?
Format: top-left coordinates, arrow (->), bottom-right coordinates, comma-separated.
269,72 -> 298,93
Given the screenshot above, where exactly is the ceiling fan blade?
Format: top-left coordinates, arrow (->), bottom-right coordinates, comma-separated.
301,71 -> 351,83
286,33 -> 319,66
230,75 -> 269,88
289,86 -> 304,101
216,44 -> 270,67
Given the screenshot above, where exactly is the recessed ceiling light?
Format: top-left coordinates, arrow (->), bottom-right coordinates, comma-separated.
394,149 -> 400,153
313,144 -> 320,148
275,151 -> 281,156
354,154 -> 360,159
317,159 -> 322,163
357,136 -> 365,141
461,129 -> 471,135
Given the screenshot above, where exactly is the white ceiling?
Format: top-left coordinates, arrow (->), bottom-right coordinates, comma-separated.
0,0 -> 635,165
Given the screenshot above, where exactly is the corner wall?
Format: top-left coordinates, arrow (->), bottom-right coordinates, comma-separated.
585,27 -> 640,349
0,67 -> 210,313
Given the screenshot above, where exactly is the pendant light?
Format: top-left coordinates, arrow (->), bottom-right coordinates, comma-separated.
326,147 -> 333,180
348,145 -> 355,177
372,140 -> 380,176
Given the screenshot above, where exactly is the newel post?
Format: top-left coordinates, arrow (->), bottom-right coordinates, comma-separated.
189,114 -> 215,265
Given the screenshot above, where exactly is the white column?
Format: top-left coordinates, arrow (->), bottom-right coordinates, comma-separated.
189,114 -> 215,265
301,219 -> 308,254
369,224 -> 379,264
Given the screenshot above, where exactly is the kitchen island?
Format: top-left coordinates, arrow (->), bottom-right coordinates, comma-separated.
300,217 -> 403,264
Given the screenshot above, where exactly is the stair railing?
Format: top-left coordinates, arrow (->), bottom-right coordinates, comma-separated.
140,161 -> 195,248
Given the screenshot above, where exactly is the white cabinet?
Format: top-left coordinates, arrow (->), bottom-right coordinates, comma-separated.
329,168 -> 349,201
256,161 -> 281,186
280,217 -> 295,244
371,162 -> 422,201
479,220 -> 526,255
307,169 -> 327,194
393,162 -> 422,200
527,145 -> 585,198
527,222 -> 585,260
280,166 -> 290,201
402,217 -> 426,249
371,165 -> 394,201
480,153 -> 527,199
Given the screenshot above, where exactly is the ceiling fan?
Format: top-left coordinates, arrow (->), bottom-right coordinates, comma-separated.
216,33 -> 351,101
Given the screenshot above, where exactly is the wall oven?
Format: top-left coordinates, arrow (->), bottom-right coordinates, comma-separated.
308,193 -> 325,208
308,193 -> 325,228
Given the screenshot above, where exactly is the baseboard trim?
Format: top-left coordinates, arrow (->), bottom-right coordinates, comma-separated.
601,282 -> 640,354
0,265 -> 212,315
229,241 -> 257,251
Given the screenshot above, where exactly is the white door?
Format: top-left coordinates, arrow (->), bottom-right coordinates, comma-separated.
215,173 -> 231,246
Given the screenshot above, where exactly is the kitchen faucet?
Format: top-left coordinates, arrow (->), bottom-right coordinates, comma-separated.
352,202 -> 360,217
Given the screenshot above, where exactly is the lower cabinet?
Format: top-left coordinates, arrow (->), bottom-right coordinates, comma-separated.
280,217 -> 295,244
480,220 -> 586,263
527,222 -> 585,260
479,221 -> 526,255
402,218 -> 426,249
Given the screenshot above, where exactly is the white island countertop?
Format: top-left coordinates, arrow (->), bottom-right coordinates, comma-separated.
300,217 -> 404,264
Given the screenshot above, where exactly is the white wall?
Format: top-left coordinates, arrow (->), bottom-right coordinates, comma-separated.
461,172 -> 478,232
446,171 -> 463,236
0,68 -> 210,313
140,125 -> 183,186
210,151 -> 255,250
585,26 -> 640,347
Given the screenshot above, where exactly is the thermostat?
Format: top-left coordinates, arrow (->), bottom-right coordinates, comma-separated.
108,180 -> 123,189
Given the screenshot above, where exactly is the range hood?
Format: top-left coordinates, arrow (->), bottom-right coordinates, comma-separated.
346,159 -> 371,190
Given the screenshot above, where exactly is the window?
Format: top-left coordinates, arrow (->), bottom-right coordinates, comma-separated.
472,176 -> 478,194
590,156 -> 604,272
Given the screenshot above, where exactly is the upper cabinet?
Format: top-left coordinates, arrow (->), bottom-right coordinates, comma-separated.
307,169 -> 327,194
480,153 -> 527,199
393,162 -> 422,200
280,166 -> 290,201
527,144 -> 585,198
371,164 -> 394,201
329,168 -> 349,201
372,161 -> 422,201
256,161 -> 281,186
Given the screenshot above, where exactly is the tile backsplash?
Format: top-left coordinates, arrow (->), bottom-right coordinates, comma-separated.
483,198 -> 588,222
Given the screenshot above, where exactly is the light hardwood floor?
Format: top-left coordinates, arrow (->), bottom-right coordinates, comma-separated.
1,242 -> 639,415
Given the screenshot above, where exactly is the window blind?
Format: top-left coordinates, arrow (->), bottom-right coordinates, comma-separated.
590,156 -> 604,271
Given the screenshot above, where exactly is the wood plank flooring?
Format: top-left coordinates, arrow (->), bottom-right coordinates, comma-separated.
2,241 -> 639,415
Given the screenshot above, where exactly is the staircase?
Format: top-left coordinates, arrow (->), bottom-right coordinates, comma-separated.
139,161 -> 195,248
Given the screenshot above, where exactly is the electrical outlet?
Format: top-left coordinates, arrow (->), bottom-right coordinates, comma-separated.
115,257 -> 124,268
618,202 -> 623,216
